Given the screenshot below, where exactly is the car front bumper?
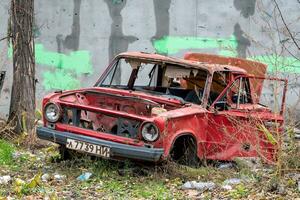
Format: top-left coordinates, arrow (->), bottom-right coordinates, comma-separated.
36,126 -> 164,162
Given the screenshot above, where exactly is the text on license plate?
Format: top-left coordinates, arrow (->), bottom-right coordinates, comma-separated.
66,138 -> 110,158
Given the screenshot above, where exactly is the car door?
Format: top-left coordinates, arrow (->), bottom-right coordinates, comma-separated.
205,75 -> 287,161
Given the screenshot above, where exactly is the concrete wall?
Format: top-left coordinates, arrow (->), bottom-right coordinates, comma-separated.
0,0 -> 299,121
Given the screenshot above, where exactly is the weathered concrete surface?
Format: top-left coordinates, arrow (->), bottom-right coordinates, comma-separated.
0,0 -> 299,122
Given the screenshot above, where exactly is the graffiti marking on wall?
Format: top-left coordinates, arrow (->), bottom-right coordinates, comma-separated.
153,36 -> 300,73
250,55 -> 300,74
9,43 -> 93,90
153,35 -> 238,57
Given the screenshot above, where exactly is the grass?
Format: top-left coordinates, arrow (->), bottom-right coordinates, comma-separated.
0,139 -> 15,165
51,157 -> 185,199
228,184 -> 250,199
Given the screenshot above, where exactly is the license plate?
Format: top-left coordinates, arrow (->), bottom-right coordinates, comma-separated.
66,138 -> 110,158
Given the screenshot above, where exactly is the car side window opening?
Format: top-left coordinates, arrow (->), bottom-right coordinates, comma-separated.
209,71 -> 228,105
213,76 -> 252,111
231,77 -> 252,105
165,68 -> 208,105
183,70 -> 207,104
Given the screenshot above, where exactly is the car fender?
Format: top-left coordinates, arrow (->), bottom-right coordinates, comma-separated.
163,131 -> 198,157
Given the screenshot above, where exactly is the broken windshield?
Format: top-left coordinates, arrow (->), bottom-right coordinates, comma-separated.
101,58 -> 158,88
99,57 -> 208,105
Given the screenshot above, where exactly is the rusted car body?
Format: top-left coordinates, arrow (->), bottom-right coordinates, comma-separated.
37,52 -> 287,164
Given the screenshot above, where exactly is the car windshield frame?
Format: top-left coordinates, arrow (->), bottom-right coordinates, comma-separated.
97,56 -> 210,106
99,58 -> 160,88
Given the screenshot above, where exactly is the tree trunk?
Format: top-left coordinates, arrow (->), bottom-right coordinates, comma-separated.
8,0 -> 35,135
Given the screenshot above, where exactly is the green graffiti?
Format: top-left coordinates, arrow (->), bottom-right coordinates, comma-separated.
153,36 -> 300,73
8,43 -> 93,90
153,35 -> 238,57
249,55 -> 300,74
43,70 -> 81,90
35,44 -> 92,75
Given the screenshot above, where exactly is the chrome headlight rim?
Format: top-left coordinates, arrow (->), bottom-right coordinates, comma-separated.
44,102 -> 61,123
141,122 -> 160,142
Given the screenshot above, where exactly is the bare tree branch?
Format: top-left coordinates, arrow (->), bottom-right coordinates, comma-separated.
0,36 -> 11,42
273,10 -> 300,61
273,0 -> 300,50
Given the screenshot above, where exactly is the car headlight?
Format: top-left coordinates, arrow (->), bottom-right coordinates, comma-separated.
44,103 -> 61,122
141,122 -> 159,142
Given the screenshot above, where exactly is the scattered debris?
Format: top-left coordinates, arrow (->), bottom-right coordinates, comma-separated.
223,178 -> 242,185
41,173 -> 50,182
286,173 -> 300,182
277,184 -> 286,195
181,181 -> 216,191
217,162 -> 235,169
0,175 -> 11,185
54,174 -> 66,181
222,184 -> 233,190
77,172 -> 92,181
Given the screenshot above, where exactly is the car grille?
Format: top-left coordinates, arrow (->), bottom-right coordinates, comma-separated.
61,107 -> 141,139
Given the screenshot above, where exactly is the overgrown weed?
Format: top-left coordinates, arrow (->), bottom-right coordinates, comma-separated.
280,127 -> 300,170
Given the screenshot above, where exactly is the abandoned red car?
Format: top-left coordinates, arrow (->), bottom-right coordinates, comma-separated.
37,52 -> 287,165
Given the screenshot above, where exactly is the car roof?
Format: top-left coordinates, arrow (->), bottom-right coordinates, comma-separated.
117,51 -> 247,75
184,52 -> 267,77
